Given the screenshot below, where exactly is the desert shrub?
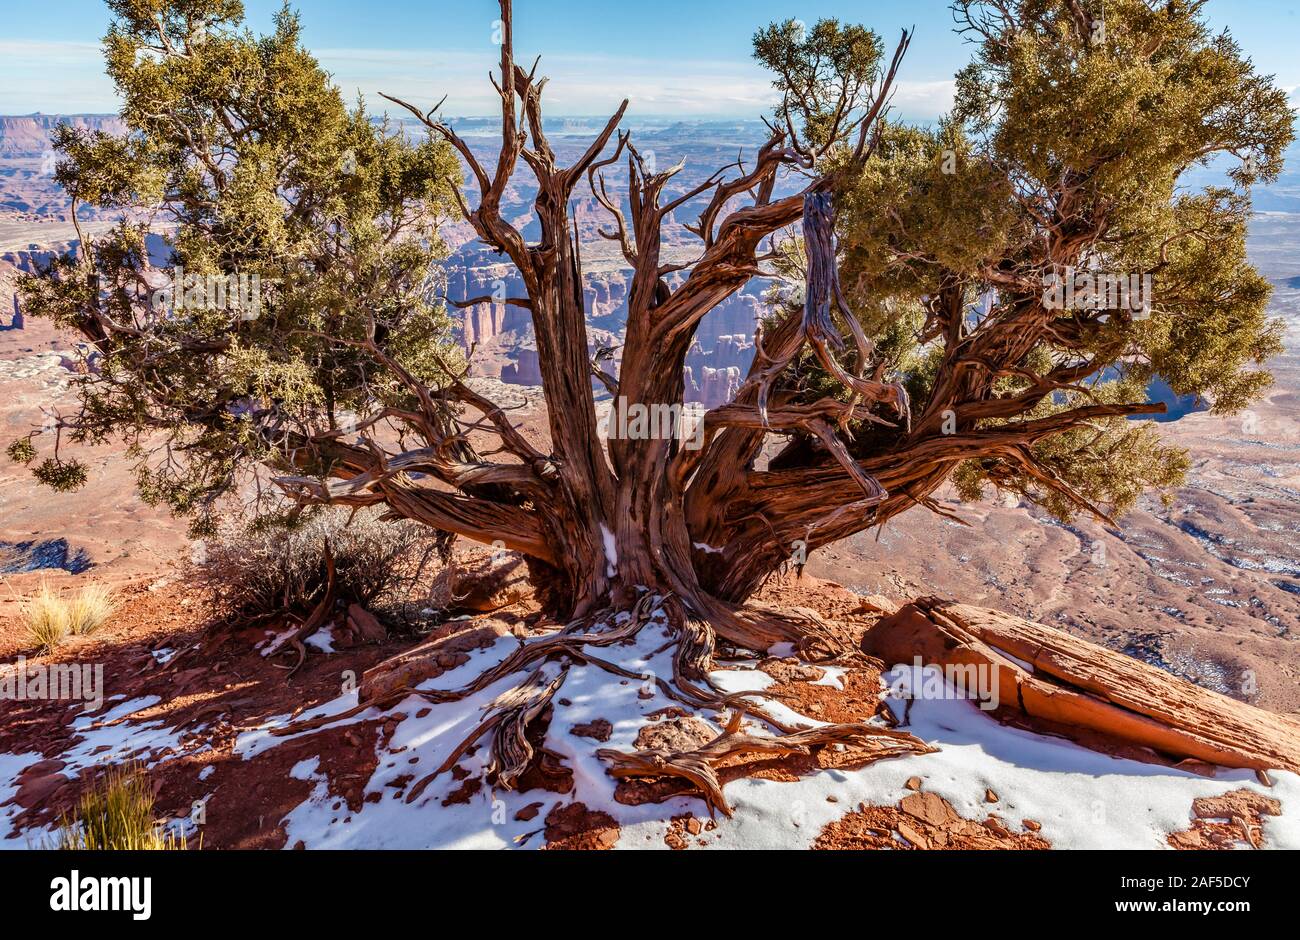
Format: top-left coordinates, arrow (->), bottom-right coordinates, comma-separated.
21,582 -> 69,652
193,507 -> 448,620
20,581 -> 116,651
57,763 -> 187,850
65,583 -> 117,636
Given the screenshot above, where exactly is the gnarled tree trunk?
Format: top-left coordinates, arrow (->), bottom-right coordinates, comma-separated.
363,1 -> 1163,640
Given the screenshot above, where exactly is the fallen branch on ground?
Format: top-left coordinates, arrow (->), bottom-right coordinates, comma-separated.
597,710 -> 935,817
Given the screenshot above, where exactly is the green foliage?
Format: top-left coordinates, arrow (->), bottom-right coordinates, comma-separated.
16,0 -> 464,530
953,379 -> 1193,522
835,120 -> 1015,300
753,17 -> 885,151
31,458 -> 90,492
5,438 -> 36,464
816,0 -> 1294,520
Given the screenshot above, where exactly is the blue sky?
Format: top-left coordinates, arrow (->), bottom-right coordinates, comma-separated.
2,0 -> 1298,119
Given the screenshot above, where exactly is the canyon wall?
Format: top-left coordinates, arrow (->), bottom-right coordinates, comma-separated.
449,244 -> 768,407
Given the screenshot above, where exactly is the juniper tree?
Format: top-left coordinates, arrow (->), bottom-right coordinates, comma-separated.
15,0 -> 1293,666
14,0 -> 465,532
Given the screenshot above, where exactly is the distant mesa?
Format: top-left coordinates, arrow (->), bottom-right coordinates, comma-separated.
2,295 -> 21,331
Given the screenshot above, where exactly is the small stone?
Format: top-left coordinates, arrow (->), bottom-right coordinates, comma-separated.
985,788 -> 999,803
19,759 -> 66,779
515,802 -> 544,822
1023,819 -> 1042,832
14,772 -> 69,809
346,604 -> 387,643
897,821 -> 929,850
826,794 -> 839,803
900,791 -> 960,827
984,816 -> 1011,837
570,719 -> 613,742
905,776 -> 923,791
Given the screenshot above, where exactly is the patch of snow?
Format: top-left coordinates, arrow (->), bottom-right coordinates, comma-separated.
84,695 -> 162,726
259,627 -> 296,656
812,665 -> 846,690
60,696 -> 187,773
693,542 -> 724,554
708,666 -> 772,696
290,757 -> 320,780
600,523 -> 618,577
305,626 -> 337,654
867,664 -> 1300,850
54,600 -> 1297,852
0,752 -> 54,850
996,650 -> 1037,674
0,695 -> 201,847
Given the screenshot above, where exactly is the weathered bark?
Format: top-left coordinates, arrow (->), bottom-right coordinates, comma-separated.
364,1 -> 932,627
864,598 -> 1300,774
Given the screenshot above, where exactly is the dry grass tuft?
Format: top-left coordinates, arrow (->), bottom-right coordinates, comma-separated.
57,762 -> 189,850
21,581 -> 71,652
194,507 -> 448,621
65,582 -> 117,636
20,580 -> 117,652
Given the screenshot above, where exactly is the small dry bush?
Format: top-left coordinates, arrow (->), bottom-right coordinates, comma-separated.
20,580 -> 116,651
193,507 -> 448,620
65,582 -> 117,635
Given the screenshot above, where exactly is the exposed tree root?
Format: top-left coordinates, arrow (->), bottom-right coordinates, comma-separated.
360,592 -> 661,705
597,710 -> 935,818
406,661 -> 571,803
269,587 -> 919,809
265,542 -> 337,678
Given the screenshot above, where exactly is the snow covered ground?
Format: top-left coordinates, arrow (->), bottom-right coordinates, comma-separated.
4,604 -> 1297,849
236,609 -> 1300,850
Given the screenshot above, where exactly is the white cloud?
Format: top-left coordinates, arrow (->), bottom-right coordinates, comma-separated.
315,47 -> 779,117
0,39 -> 956,122
890,79 -> 957,120
0,40 -> 115,113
